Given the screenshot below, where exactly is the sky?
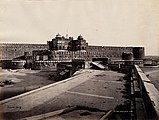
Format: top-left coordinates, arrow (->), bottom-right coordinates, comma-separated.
0,0 -> 159,56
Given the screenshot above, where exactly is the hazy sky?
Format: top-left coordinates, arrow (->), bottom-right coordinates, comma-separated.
0,0 -> 159,55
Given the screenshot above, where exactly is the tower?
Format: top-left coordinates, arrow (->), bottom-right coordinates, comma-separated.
133,47 -> 145,60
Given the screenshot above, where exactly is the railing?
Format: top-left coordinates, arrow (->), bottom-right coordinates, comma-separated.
133,65 -> 159,119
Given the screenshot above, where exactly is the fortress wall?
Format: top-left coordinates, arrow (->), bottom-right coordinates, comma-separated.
0,43 -> 144,61
87,46 -> 133,60
0,43 -> 48,60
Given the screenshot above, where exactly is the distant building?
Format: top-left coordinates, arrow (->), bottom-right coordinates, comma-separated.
0,34 -> 145,69
48,33 -> 71,51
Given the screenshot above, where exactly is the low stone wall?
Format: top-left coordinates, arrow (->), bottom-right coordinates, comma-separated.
108,64 -> 133,72
133,65 -> 159,119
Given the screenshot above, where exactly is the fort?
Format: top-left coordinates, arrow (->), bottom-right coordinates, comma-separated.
0,34 -> 145,69
0,34 -> 159,120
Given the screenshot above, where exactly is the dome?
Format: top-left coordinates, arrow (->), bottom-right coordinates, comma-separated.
77,35 -> 84,40
56,33 -> 61,38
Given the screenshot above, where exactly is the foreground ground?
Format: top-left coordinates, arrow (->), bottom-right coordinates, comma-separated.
0,69 -> 56,100
0,69 -> 131,120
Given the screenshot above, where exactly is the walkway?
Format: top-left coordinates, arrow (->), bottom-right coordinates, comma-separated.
0,69 -> 128,120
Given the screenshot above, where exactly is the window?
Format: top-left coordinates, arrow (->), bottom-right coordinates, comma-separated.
36,55 -> 40,60
43,55 -> 48,61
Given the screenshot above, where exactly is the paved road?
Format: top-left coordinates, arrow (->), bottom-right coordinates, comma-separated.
0,69 -> 128,120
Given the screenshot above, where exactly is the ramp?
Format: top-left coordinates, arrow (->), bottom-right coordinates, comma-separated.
91,62 -> 106,70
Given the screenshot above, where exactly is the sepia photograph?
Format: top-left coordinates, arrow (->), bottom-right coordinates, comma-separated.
0,0 -> 159,119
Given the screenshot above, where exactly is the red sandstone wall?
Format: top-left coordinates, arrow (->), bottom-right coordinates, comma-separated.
0,43 -> 140,61
0,43 -> 48,60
